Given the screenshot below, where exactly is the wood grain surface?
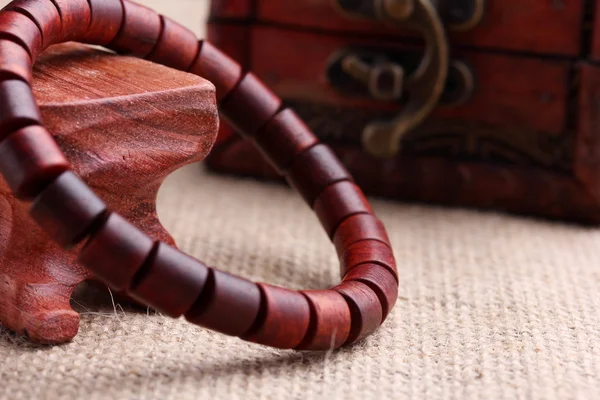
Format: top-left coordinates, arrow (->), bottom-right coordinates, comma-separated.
0,42 -> 218,343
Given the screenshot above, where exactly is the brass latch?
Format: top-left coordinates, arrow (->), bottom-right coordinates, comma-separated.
332,0 -> 484,158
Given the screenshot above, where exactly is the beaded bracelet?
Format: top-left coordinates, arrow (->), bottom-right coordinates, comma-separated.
0,0 -> 398,350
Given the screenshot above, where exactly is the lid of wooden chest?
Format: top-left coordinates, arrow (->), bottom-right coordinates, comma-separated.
210,0 -> 590,57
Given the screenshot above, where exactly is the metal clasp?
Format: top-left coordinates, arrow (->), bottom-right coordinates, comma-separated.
332,0 -> 484,158
341,54 -> 405,101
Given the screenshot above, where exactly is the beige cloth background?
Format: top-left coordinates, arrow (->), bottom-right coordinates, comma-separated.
1,1 -> 600,399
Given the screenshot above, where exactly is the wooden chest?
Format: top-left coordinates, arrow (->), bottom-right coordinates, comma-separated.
206,0 -> 600,224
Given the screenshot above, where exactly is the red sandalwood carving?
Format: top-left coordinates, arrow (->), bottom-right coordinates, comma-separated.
0,43 -> 218,344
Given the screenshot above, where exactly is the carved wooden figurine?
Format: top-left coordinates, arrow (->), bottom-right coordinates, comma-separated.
0,43 -> 218,344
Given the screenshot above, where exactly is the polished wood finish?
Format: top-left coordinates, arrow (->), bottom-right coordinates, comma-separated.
256,0 -> 585,55
286,144 -> 352,206
242,284 -> 311,349
0,125 -> 69,199
207,5 -> 600,223
0,79 -> 40,139
78,212 -> 155,290
3,0 -> 61,48
250,27 -> 570,136
576,64 -> 600,204
297,290 -> 351,350
0,10 -> 42,58
108,0 -> 161,57
0,42 -> 217,344
341,239 -> 397,280
590,1 -> 600,62
130,242 -> 209,318
333,213 -> 391,257
313,180 -> 372,238
85,0 -> 124,46
185,269 -> 262,336
189,40 -> 241,102
0,1 -> 397,350
209,0 -> 251,19
220,72 -> 281,136
253,108 -> 318,174
0,38 -> 32,82
334,281 -> 383,345
148,16 -> 198,71
343,264 -> 398,320
30,170 -> 107,246
209,138 -> 600,223
51,0 -> 91,42
335,147 -> 600,224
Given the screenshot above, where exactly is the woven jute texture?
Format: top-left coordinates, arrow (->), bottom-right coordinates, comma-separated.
1,164 -> 600,400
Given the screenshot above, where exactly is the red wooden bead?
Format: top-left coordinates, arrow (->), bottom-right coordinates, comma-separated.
333,214 -> 391,258
343,264 -> 398,320
4,0 -> 61,48
341,239 -> 397,281
189,40 -> 242,102
108,0 -> 161,58
0,79 -> 41,140
0,39 -> 32,83
84,0 -> 124,46
0,125 -> 69,199
242,283 -> 310,349
253,108 -> 319,174
147,15 -> 198,71
51,0 -> 91,42
78,212 -> 154,291
333,281 -> 383,345
0,10 -> 42,58
296,290 -> 351,350
185,268 -> 261,336
30,170 -> 108,248
286,144 -> 353,206
220,72 -> 282,136
130,242 -> 209,318
313,180 -> 372,238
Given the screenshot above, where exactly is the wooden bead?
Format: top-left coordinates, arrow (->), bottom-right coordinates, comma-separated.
286,144 -> 353,206
108,0 -> 161,58
0,79 -> 41,140
78,213 -> 154,291
0,125 -> 69,199
333,281 -> 382,345
185,269 -> 261,336
147,15 -> 198,71
4,0 -> 61,48
341,239 -> 397,281
30,171 -> 108,248
333,214 -> 391,258
51,0 -> 91,42
253,108 -> 319,174
0,39 -> 32,83
85,0 -> 124,46
343,264 -> 398,320
313,180 -> 372,238
0,10 -> 42,58
220,72 -> 282,136
189,40 -> 242,102
130,242 -> 209,318
296,290 -> 351,350
242,284 -> 310,349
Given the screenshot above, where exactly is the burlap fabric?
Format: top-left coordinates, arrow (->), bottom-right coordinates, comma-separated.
1,164 -> 599,399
